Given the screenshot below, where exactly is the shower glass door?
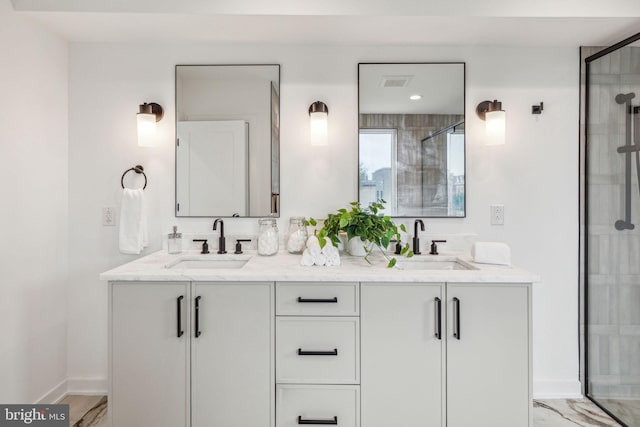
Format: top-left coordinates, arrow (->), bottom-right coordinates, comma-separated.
585,33 -> 640,427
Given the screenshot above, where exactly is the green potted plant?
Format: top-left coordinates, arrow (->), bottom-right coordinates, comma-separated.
307,200 -> 413,268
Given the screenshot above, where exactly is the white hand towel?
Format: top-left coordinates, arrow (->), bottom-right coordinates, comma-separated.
306,235 -> 319,247
326,245 -> 339,258
314,253 -> 327,266
300,249 -> 315,266
326,257 -> 341,267
321,238 -> 336,256
325,249 -> 341,266
308,243 -> 322,258
119,188 -> 148,254
471,242 -> 511,266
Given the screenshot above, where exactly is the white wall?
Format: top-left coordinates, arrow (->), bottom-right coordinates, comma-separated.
0,1 -> 69,403
68,43 -> 580,397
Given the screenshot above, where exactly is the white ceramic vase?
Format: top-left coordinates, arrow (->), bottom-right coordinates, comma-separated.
347,236 -> 372,256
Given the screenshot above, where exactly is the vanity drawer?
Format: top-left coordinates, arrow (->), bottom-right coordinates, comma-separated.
276,317 -> 359,384
276,282 -> 359,316
276,384 -> 360,427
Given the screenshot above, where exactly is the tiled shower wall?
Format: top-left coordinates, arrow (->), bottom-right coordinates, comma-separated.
359,113 -> 463,216
585,45 -> 640,398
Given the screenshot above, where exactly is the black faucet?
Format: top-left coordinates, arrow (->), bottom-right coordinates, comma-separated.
413,219 -> 425,255
213,219 -> 227,254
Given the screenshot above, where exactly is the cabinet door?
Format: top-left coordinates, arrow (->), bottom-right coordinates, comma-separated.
191,282 -> 274,427
110,282 -> 189,427
361,283 -> 444,427
447,284 -> 531,427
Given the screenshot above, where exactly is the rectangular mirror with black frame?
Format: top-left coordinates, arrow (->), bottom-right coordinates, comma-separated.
175,64 -> 280,217
358,63 -> 465,217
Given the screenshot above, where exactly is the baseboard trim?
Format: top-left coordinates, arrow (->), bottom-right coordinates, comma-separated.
534,380 -> 583,399
34,377 -> 108,404
66,377 -> 108,396
35,379 -> 68,404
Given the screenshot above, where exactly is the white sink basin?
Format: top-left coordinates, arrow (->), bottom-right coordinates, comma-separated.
165,256 -> 250,270
395,258 -> 476,270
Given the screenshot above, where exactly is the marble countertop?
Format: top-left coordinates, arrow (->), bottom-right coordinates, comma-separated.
100,249 -> 539,283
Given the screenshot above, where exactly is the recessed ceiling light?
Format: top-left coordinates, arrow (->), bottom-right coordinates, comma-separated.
410,94 -> 422,100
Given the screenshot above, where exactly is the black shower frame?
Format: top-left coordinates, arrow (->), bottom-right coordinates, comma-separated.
583,31 -> 640,427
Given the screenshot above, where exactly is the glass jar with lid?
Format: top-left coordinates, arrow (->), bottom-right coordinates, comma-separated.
286,217 -> 308,254
258,218 -> 279,256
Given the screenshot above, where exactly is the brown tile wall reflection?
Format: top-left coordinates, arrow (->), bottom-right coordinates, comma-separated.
360,113 -> 463,216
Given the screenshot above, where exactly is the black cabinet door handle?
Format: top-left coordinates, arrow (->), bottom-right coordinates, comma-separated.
298,416 -> 338,425
176,296 -> 184,338
453,297 -> 461,340
195,296 -> 202,338
297,348 -> 338,356
434,297 -> 442,340
297,297 -> 338,303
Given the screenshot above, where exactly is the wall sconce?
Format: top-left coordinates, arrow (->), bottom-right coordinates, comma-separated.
137,102 -> 164,147
309,101 -> 329,146
476,99 -> 506,145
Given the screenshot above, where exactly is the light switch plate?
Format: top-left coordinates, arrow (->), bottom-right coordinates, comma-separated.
491,204 -> 504,225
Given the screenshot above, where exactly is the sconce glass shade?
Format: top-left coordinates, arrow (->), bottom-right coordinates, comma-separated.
309,101 -> 328,146
137,102 -> 164,147
485,110 -> 506,146
476,99 -> 505,145
137,112 -> 156,147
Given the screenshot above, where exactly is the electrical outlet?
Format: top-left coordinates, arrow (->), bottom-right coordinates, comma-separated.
491,204 -> 504,225
103,207 -> 116,226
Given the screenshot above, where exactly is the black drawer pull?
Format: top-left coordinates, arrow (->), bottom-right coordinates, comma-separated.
195,296 -> 202,338
298,416 -> 338,425
297,297 -> 338,303
177,296 -> 184,338
297,348 -> 338,356
434,297 -> 441,340
453,297 -> 461,340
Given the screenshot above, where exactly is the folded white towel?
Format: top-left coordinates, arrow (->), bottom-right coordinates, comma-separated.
471,242 -> 511,266
321,238 -> 336,255
326,257 -> 341,267
119,188 -> 148,255
325,249 -> 341,266
300,249 -> 315,266
306,235 -> 319,247
314,253 -> 327,266
308,243 -> 322,258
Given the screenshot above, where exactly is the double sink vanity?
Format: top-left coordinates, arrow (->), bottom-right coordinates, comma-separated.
101,250 -> 536,427
104,59 -> 533,427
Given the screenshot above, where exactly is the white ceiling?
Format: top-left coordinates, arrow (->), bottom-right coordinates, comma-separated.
359,63 -> 464,115
9,0 -> 640,46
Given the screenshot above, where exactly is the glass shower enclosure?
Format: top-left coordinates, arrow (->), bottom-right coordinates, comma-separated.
585,32 -> 640,427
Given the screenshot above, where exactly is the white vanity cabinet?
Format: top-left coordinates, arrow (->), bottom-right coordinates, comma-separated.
446,283 -> 531,427
104,251 -> 536,427
361,283 -> 444,427
110,282 -> 189,427
361,282 -> 532,427
275,282 -> 361,427
191,282 -> 274,427
109,281 -> 274,427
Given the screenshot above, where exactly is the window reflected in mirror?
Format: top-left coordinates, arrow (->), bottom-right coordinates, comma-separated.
358,63 -> 465,217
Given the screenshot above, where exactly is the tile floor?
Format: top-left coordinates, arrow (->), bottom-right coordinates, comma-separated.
594,399 -> 640,427
60,395 -> 107,427
63,395 -> 624,427
534,399 -> 623,426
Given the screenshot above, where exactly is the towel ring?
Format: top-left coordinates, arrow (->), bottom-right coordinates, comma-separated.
121,165 -> 147,190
